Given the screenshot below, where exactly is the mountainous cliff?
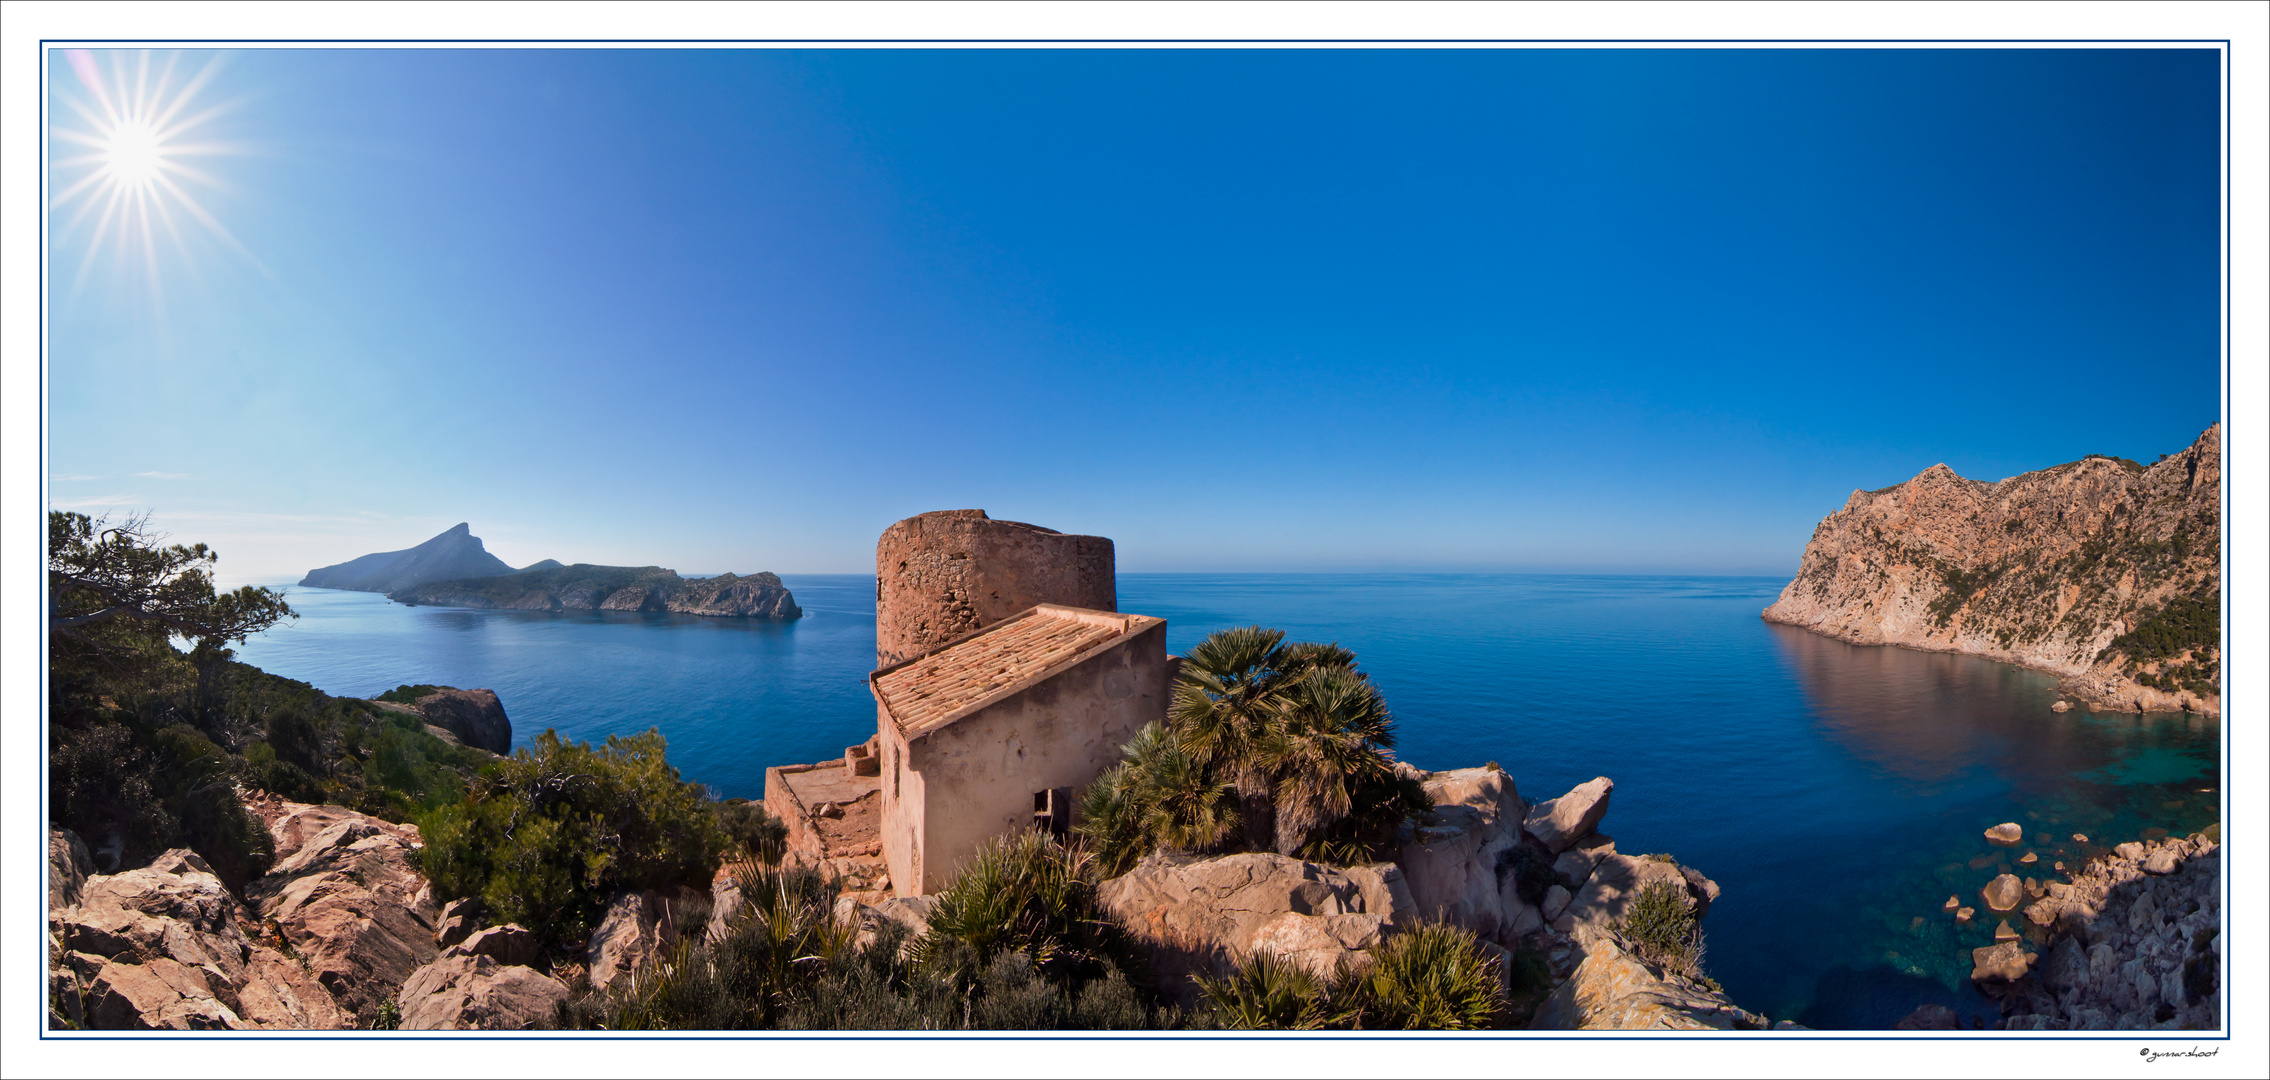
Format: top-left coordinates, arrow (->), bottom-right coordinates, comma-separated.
300,523 -> 542,593
1763,425 -> 2221,716
390,565 -> 801,619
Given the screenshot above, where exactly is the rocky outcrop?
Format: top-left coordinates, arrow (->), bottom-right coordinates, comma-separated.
243,802 -> 439,1022
1396,766 -> 1540,941
49,826 -> 92,912
396,953 -> 568,1031
1529,925 -> 1773,1031
1523,777 -> 1612,853
392,565 -> 801,620
48,848 -> 348,1030
403,687 -> 512,754
1096,852 -> 1414,986
585,889 -> 701,994
300,522 -> 516,593
1763,425 -> 2221,715
1991,830 -> 2220,1031
874,510 -> 1116,667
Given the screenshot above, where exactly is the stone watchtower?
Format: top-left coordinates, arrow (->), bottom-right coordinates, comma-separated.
873,510 -> 1116,668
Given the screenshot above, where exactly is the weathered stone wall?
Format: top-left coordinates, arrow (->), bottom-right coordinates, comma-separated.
873,510 -> 1116,668
881,619 -> 1168,895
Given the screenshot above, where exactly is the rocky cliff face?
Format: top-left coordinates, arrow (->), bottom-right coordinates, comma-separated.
300,523 -> 517,594
391,565 -> 801,620
1764,425 -> 2221,715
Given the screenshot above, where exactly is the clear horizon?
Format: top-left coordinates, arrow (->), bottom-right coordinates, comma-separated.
43,47 -> 2223,586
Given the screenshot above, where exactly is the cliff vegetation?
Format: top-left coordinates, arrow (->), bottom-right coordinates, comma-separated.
391,564 -> 802,619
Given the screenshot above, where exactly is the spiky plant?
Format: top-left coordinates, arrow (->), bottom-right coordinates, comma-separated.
1619,881 -> 1707,982
914,831 -> 1117,983
1194,950 -> 1334,1030
1260,666 -> 1397,856
1356,923 -> 1505,1030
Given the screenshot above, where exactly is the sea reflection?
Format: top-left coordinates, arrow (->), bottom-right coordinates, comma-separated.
1768,624 -> 2125,795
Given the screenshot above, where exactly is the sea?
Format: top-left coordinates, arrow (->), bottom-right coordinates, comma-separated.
232,573 -> 2224,1030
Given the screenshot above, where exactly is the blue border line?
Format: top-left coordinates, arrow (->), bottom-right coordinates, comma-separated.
33,36 -> 2238,1043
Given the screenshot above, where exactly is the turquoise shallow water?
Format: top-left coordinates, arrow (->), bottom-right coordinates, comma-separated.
232,573 -> 2222,1029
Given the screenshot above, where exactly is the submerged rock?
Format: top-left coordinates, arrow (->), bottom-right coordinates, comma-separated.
1981,874 -> 2025,913
1985,823 -> 2024,846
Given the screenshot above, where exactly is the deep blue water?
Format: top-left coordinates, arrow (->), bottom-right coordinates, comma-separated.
232,573 -> 2222,1030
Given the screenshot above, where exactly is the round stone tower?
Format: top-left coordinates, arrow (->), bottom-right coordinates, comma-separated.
873,510 -> 1116,668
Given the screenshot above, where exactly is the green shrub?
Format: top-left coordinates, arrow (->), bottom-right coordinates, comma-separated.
715,799 -> 788,864
914,831 -> 1127,983
419,728 -> 726,950
1193,950 -> 1333,1030
1354,923 -> 1505,1030
373,684 -> 446,705
1620,881 -> 1708,982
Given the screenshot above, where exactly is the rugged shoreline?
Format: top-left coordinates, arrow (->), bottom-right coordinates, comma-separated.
1763,425 -> 2221,717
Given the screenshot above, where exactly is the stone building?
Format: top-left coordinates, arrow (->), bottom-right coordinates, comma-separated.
763,510 -> 1166,898
870,603 -> 1170,895
873,510 -> 1116,667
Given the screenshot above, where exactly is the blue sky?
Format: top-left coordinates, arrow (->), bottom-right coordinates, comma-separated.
44,47 -> 2223,581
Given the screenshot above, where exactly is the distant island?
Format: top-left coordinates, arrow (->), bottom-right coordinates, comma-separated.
299,523 -> 552,593
303,523 -> 802,620
1764,424 -> 2220,715
392,564 -> 802,619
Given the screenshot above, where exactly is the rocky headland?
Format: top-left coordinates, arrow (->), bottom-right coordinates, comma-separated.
300,523 -> 541,594
390,565 -> 801,620
1763,425 -> 2221,715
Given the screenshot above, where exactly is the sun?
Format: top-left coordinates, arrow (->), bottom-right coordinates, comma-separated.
48,49 -> 253,295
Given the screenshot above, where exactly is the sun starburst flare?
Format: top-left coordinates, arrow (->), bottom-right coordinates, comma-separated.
48,49 -> 258,299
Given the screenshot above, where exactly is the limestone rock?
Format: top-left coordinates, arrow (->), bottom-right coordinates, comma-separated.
1246,911 -> 1391,980
1541,884 -> 1573,922
246,808 -> 438,1021
585,889 -> 692,994
1528,927 -> 1769,1031
1971,942 -> 2036,988
2141,846 -> 2183,875
1395,766 -> 1526,940
1956,907 -> 1975,924
80,956 -> 245,1030
1561,853 -> 1705,930
48,826 -> 93,912
452,924 -> 541,968
434,897 -> 486,949
1895,1003 -> 1960,1030
396,954 -> 568,1031
1097,852 -> 1409,992
1523,777 -> 1613,854
1981,874 -> 2024,913
1985,823 -> 2024,846
1994,919 -> 2020,943
407,687 -> 513,754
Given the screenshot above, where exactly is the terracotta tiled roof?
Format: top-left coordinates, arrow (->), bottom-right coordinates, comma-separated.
873,605 -> 1156,736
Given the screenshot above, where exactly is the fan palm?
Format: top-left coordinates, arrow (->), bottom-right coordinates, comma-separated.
1170,627 -> 1360,849
1260,666 -> 1397,856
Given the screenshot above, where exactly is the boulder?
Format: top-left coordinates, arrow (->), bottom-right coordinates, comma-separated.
1970,942 -> 2035,989
1541,884 -> 1573,922
1559,853 -> 1702,931
1994,919 -> 2020,943
79,956 -> 245,1030
1528,926 -> 1768,1030
433,897 -> 486,949
1524,777 -> 1613,854
1394,767 -> 1528,940
1985,823 -> 2023,846
1246,911 -> 1390,980
586,890 -> 691,994
410,688 -> 513,754
1097,852 -> 1410,992
247,809 -> 439,1021
396,954 -> 568,1030
1956,907 -> 1976,924
1942,895 -> 1960,912
1981,874 -> 2024,913
452,924 -> 541,968
2141,845 -> 2183,875
1894,1003 -> 1960,1029
59,851 -> 253,991
49,826 -> 93,912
